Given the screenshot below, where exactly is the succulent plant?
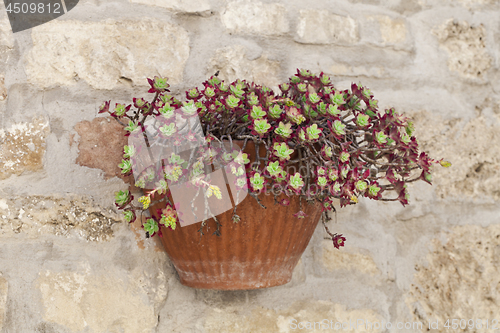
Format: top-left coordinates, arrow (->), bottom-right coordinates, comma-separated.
100,69 -> 450,247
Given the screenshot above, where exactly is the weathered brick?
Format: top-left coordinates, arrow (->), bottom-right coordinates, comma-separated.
74,117 -> 129,180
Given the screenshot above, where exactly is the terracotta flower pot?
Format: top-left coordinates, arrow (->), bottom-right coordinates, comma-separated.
148,141 -> 323,290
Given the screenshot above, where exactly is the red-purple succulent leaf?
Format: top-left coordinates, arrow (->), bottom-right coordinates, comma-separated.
98,100 -> 110,114
420,170 -> 433,185
293,210 -> 307,219
339,197 -> 351,208
386,167 -> 397,184
398,190 -> 409,206
332,234 -> 346,249
279,198 -> 290,206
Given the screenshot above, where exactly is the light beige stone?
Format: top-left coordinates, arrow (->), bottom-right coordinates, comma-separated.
290,258 -> 306,284
0,9 -> 14,49
331,62 -> 385,77
433,19 -> 491,79
131,216 -> 166,252
409,110 -> 500,200
0,195 -> 122,240
26,19 -> 190,89
458,0 -> 500,7
0,118 -> 49,180
321,240 -> 380,276
38,268 -> 167,333
417,0 -> 499,9
407,224 -> 500,331
375,15 -> 407,44
296,10 -> 359,45
221,1 -> 289,36
130,0 -> 211,14
39,271 -> 88,331
205,300 -> 383,333
0,29 -> 12,53
207,45 -> 280,89
0,75 -> 6,101
0,275 -> 7,331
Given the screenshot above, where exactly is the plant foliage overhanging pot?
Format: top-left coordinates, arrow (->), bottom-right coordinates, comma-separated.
103,69 -> 450,290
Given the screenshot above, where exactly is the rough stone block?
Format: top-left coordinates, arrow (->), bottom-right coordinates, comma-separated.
410,110 -> 500,201
366,15 -> 408,45
320,240 -> 380,276
296,10 -> 359,45
25,19 -> 190,89
433,19 -> 491,79
0,275 -> 7,331
221,1 -> 289,36
0,8 -> 14,68
0,14 -> 13,48
204,300 -> 382,332
330,62 -> 386,77
0,195 -> 122,240
37,265 -> 167,332
408,224 -> 500,328
130,0 -> 211,14
0,75 -> 6,101
0,118 -> 49,180
207,45 -> 280,89
458,0 -> 499,7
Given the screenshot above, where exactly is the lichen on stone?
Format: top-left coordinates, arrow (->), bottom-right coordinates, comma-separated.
0,195 -> 122,241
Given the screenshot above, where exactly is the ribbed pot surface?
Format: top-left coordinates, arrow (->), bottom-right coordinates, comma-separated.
148,140 -> 322,290
154,193 -> 322,290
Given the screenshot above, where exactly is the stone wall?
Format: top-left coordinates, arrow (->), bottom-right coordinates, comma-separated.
0,0 -> 499,332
